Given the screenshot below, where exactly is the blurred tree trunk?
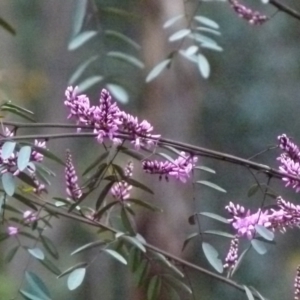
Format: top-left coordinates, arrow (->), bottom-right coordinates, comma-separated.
133,0 -> 203,298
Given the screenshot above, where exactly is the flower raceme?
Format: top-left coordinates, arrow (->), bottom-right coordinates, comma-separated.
142,151 -> 198,183
277,134 -> 300,192
64,86 -> 160,149
226,197 -> 300,239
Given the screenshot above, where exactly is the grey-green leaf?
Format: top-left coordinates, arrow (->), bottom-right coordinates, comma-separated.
68,55 -> 98,85
199,212 -> 229,223
72,0 -> 87,36
196,180 -> 226,192
28,247 -> 45,260
67,268 -> 86,291
147,276 -> 161,300
255,225 -> 274,241
146,59 -> 171,82
163,15 -> 184,28
194,16 -> 219,29
2,172 -> 15,196
68,31 -> 97,51
244,285 -> 255,300
78,76 -> 103,93
105,30 -> 140,50
197,54 -> 210,79
71,240 -> 107,255
107,51 -> 144,69
103,249 -> 127,265
202,242 -> 223,273
106,84 -> 129,104
251,239 -> 267,255
17,146 -> 31,171
1,141 -> 16,159
25,271 -> 51,300
169,29 -> 191,42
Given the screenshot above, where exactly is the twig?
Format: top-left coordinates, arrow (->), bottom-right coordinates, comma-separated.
270,0 -> 300,21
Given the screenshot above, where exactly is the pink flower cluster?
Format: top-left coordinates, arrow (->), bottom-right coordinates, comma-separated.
229,0 -> 268,25
223,236 -> 239,271
64,86 -> 160,149
142,151 -> 198,183
277,134 -> 300,192
226,197 -> 300,239
111,161 -> 133,201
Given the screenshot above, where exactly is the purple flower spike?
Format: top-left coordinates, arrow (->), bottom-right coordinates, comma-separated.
229,0 -> 268,25
111,161 -> 133,201
226,197 -> 300,239
277,134 -> 300,192
143,152 -> 197,183
223,236 -> 239,271
65,150 -> 82,201
295,266 -> 300,300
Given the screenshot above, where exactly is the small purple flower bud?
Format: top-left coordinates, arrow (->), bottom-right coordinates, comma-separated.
295,265 -> 300,300
65,150 -> 82,200
7,226 -> 18,236
23,210 -> 37,223
223,236 -> 239,271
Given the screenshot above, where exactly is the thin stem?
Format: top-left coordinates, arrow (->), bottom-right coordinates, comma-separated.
269,0 -> 300,21
25,196 -> 262,299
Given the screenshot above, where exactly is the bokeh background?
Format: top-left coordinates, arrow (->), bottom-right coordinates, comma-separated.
1,0 -> 300,299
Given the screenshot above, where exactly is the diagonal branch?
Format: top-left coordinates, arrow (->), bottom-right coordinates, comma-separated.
270,0 -> 300,21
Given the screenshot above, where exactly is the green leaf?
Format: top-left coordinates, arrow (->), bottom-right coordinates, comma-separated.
203,230 -> 235,238
58,262 -> 88,278
95,181 -> 116,211
100,7 -> 138,19
68,55 -> 98,85
72,0 -> 87,36
195,166 -> 216,174
67,268 -> 86,291
196,27 -> 221,35
194,16 -> 219,29
103,249 -> 127,265
83,153 -> 108,176
231,247 -> 249,277
198,212 -> 229,223
40,235 -> 59,259
163,15 -> 184,28
147,276 -> 161,300
0,17 -> 16,35
17,146 -> 31,171
39,258 -> 61,276
78,76 -> 103,93
2,172 -> 15,196
251,239 -> 267,255
104,30 -> 140,50
182,232 -> 199,251
247,184 -> 260,197
124,178 -> 153,194
121,235 -> 146,253
71,240 -> 107,255
202,242 -> 223,273
121,207 -> 136,235
183,45 -> 199,56
249,287 -> 267,300
1,141 -> 16,159
2,102 -> 34,115
5,245 -> 19,263
1,107 -> 36,122
25,271 -> 51,300
28,248 -> 45,260
19,290 -> 49,300
197,54 -> 210,79
146,59 -> 171,82
163,274 -> 192,294
201,43 -> 223,52
107,51 -> 144,69
135,260 -> 149,286
255,225 -> 274,241
106,84 -> 129,104
191,33 -> 217,45
244,285 -> 255,300
127,198 -> 162,212
68,31 -> 97,51
94,201 -> 119,220
169,29 -> 191,42
196,180 -> 226,193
